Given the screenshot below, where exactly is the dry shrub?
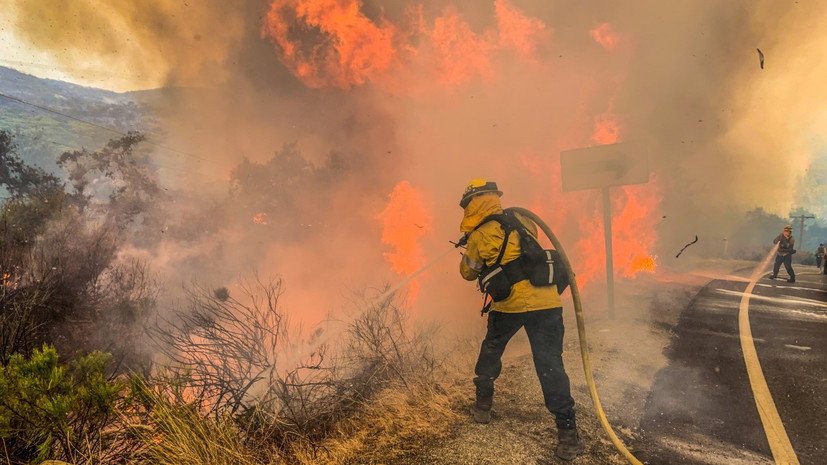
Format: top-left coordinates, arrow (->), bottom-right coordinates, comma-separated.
1,199 -> 159,368
144,281 -> 464,464
0,280 -> 51,365
147,275 -> 287,417
272,292 -> 463,463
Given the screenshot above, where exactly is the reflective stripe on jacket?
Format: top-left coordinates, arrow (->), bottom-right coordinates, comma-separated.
459,193 -> 562,313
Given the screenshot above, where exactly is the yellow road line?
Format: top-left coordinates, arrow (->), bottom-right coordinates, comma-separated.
738,250 -> 800,465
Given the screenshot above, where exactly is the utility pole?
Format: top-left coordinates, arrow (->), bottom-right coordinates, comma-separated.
790,214 -> 815,249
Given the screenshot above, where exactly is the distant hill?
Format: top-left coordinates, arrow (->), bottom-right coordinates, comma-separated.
0,66 -> 155,172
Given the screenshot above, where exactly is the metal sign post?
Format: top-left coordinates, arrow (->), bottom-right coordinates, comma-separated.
602,186 -> 615,318
560,142 -> 649,319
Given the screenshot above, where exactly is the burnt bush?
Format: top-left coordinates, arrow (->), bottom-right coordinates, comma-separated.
0,131 -> 160,369
1,202 -> 159,369
143,278 -> 449,462
147,275 -> 287,417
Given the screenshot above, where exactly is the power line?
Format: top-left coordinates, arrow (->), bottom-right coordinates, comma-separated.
0,91 -> 224,167
0,91 -> 128,137
35,137 -> 225,183
0,136 -> 226,203
0,95 -> 228,183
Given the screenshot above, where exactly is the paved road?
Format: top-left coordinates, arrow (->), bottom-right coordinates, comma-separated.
633,266 -> 827,464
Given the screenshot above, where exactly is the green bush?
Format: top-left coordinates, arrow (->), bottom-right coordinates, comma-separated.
0,344 -> 124,464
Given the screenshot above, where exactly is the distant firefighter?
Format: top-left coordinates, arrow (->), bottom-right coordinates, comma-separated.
770,225 -> 796,283
817,243 -> 825,269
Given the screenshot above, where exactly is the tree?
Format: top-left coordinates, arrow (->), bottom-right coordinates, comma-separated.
0,131 -> 62,199
729,207 -> 787,260
57,131 -> 160,225
230,143 -> 311,209
1,132 -> 160,368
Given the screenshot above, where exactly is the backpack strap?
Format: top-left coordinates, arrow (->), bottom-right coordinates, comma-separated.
474,209 -> 570,296
472,212 -> 512,266
472,211 -> 528,283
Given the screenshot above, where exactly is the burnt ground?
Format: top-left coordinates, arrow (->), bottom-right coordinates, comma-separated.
360,258 -> 818,465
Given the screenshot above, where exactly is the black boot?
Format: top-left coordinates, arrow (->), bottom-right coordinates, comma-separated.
470,396 -> 492,424
556,427 -> 585,461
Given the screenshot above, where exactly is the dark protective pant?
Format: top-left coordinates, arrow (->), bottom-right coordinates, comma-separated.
817,256 -> 823,269
772,254 -> 795,279
473,307 -> 576,428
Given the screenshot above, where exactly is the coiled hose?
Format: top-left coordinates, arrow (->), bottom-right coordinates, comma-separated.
511,207 -> 643,465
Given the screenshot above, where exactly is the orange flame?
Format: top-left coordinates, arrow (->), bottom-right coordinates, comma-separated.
262,0 -> 399,89
627,255 -> 656,276
526,155 -> 659,290
378,181 -> 432,303
589,22 -> 619,51
253,212 -> 269,225
539,105 -> 657,289
495,0 -> 547,57
592,101 -> 620,145
612,184 -> 658,278
593,110 -> 656,280
262,0 -> 547,90
429,8 -> 494,85
573,208 -> 609,288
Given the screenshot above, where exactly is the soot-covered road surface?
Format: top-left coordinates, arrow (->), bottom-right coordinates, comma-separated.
633,267 -> 826,465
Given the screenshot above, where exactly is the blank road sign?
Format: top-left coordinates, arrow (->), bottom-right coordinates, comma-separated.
560,142 -> 649,192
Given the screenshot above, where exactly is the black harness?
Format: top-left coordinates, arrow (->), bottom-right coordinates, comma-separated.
471,208 -> 570,314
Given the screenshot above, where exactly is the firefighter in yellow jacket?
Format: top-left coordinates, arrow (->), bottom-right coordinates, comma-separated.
458,178 -> 585,461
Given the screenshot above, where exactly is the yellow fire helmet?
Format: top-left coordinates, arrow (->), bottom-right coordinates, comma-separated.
460,178 -> 503,208
784,224 -> 793,231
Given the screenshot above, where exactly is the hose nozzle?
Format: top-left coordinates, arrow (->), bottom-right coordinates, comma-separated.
451,233 -> 469,248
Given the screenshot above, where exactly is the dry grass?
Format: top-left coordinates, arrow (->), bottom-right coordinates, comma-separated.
128,391 -> 280,465
290,382 -> 463,465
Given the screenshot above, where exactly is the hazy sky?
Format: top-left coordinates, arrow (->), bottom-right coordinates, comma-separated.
0,11 -> 157,91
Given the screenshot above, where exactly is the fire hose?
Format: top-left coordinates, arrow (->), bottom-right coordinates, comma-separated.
510,207 -> 643,465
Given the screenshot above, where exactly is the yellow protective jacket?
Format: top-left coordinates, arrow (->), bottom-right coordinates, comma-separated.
459,192 -> 562,313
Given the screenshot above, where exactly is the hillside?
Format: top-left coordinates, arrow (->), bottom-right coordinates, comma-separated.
0,66 -> 153,173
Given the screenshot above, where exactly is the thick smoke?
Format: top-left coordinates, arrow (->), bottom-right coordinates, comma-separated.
7,0 -> 827,331
6,0 -> 248,90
